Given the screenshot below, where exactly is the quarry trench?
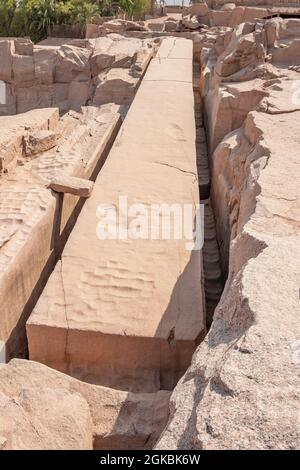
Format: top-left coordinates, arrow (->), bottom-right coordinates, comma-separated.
193,64 -> 224,329
1,5 -> 300,451
26,38 -> 209,396
0,36 -> 225,450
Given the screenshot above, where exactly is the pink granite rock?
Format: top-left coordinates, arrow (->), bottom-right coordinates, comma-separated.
55,45 -> 92,83
48,175 -> 94,198
0,359 -> 170,450
0,40 -> 14,82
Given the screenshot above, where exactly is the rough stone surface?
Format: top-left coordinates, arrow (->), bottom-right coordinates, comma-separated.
182,15 -> 201,31
186,3 -> 209,18
215,23 -> 266,78
0,359 -> 170,450
0,387 -> 93,450
48,175 -> 94,198
0,108 -> 59,173
0,36 -> 155,115
54,44 -> 92,83
93,68 -> 139,106
86,9 -> 274,40
210,6 -> 267,27
101,19 -> 148,34
164,20 -> 179,33
0,40 -> 14,83
157,16 -> 300,451
221,3 -> 236,12
24,130 -> 57,156
157,110 -> 300,450
13,54 -> 35,85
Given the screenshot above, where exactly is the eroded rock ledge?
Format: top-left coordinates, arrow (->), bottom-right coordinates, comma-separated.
157,16 -> 300,450
0,359 -> 169,450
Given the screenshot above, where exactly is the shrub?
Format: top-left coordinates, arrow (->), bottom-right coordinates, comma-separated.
0,0 -> 150,42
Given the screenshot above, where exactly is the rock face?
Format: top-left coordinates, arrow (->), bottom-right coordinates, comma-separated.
93,68 -> 139,106
215,23 -> 266,78
0,388 -> 93,450
55,44 -> 91,83
164,19 -> 179,33
183,3 -> 210,27
86,7 -> 272,37
99,19 -> 148,34
210,6 -> 267,27
182,15 -> 201,31
157,112 -> 300,451
86,19 -> 150,39
157,17 -> 300,450
0,108 -> 59,173
24,130 -> 57,156
221,3 -> 236,11
187,3 -> 209,18
91,36 -> 144,72
0,359 -> 170,450
27,38 -> 205,393
0,36 -> 155,115
202,19 -> 294,151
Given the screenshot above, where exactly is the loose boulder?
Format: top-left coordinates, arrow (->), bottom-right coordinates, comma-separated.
182,15 -> 201,31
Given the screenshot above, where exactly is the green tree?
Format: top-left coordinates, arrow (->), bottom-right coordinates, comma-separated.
119,0 -> 150,19
0,0 -> 151,42
70,0 -> 100,27
0,0 -> 17,36
24,0 -> 57,41
54,0 -> 74,25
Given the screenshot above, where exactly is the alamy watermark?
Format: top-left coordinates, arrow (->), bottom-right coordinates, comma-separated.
96,196 -> 204,251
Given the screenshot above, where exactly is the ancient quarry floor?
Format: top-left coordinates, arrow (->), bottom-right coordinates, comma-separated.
0,5 -> 300,451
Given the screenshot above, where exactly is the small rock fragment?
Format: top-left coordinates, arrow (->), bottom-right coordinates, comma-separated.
48,175 -> 94,198
182,15 -> 201,31
24,130 -> 57,156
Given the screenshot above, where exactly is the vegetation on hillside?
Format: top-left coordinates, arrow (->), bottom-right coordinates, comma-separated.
0,0 -> 151,42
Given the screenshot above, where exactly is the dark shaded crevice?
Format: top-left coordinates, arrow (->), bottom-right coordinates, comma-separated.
193,63 -> 224,329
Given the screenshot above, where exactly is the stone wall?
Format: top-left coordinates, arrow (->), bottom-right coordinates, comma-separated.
0,35 -> 155,116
